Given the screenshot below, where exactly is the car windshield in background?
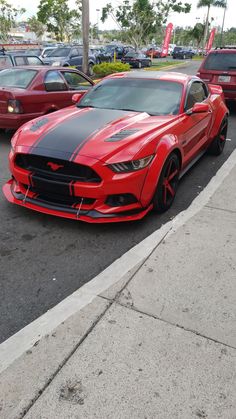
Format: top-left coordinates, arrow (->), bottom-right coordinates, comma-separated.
49,48 -> 70,57
0,69 -> 37,88
25,49 -> 41,55
203,53 -> 236,71
78,78 -> 183,116
125,52 -> 136,57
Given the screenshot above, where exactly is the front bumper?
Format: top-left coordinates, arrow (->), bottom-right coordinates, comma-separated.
3,179 -> 152,223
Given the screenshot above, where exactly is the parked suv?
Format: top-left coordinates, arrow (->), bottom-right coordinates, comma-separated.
172,46 -> 194,59
0,53 -> 44,69
197,48 -> 236,101
43,46 -> 96,76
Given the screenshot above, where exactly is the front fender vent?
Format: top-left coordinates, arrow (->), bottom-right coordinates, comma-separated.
105,129 -> 140,142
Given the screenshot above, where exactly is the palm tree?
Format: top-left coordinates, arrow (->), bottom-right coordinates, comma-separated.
197,0 -> 226,48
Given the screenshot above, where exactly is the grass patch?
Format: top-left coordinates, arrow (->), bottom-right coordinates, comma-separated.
192,55 -> 204,61
146,60 -> 183,70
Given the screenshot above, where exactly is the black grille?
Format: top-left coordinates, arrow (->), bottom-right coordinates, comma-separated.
28,187 -> 95,207
15,154 -> 101,183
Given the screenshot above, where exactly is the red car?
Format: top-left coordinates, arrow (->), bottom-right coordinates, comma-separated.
0,66 -> 94,130
197,48 -> 236,101
3,71 -> 228,223
146,48 -> 162,58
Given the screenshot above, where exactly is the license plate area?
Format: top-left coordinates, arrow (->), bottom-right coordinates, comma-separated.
218,75 -> 231,82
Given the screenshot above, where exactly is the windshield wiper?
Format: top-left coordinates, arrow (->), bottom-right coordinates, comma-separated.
77,104 -> 96,108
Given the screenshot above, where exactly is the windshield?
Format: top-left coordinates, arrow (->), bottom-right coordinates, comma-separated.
203,52 -> 236,71
49,48 -> 70,57
0,69 -> 37,88
78,78 -> 183,116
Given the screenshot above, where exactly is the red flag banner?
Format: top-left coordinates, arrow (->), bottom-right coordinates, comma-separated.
161,23 -> 173,57
206,28 -> 216,52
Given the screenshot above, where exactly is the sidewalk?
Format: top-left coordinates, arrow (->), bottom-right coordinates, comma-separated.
1,157 -> 236,418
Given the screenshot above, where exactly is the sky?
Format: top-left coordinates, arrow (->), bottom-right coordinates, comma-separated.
12,0 -> 236,31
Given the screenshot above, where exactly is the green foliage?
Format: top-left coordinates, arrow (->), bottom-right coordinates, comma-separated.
27,16 -> 45,40
37,0 -> 81,42
93,62 -> 131,77
101,0 -> 191,48
0,0 -> 25,41
189,23 -> 205,47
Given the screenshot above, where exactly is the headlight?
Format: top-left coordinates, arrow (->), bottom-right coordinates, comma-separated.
7,99 -> 23,114
108,155 -> 154,173
52,61 -> 61,66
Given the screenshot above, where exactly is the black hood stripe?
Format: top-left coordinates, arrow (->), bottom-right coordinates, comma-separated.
30,108 -> 131,160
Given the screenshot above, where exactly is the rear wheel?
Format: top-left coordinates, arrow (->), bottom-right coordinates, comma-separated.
208,117 -> 228,156
152,153 -> 180,213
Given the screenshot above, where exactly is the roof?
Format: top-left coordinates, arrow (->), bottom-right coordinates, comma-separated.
108,71 -> 192,83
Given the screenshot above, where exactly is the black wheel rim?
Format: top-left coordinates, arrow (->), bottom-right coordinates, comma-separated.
162,158 -> 179,207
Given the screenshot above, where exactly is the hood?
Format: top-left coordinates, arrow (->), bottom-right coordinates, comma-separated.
15,107 -> 177,162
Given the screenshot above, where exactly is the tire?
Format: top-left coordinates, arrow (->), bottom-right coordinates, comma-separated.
88,63 -> 94,76
138,61 -> 142,69
208,117 -> 228,156
152,153 -> 180,213
147,60 -> 151,67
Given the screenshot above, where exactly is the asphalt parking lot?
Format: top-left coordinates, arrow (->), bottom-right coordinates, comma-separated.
1,60 -> 235,343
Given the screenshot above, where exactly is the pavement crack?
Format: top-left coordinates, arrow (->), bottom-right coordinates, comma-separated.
205,205 -> 236,214
117,301 -> 236,351
20,300 -> 113,419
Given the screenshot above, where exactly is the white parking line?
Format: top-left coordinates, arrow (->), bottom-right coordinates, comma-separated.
0,149 -> 236,374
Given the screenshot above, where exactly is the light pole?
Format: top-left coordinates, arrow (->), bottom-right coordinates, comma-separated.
96,8 -> 100,40
82,0 -> 89,74
220,0 -> 227,47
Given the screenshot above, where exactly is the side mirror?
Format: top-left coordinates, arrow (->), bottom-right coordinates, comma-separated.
72,93 -> 83,103
186,102 -> 210,115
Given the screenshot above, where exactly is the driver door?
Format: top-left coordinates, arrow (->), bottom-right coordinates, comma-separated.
179,81 -> 213,166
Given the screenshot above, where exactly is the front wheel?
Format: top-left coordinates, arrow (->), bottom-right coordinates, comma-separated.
152,153 -> 180,213
208,117 -> 228,156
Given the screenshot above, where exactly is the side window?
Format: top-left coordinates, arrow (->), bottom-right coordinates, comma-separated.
0,56 -> 13,67
15,56 -> 26,65
70,48 -> 78,57
27,56 -> 43,65
185,82 -> 208,110
44,71 -> 67,92
61,71 -> 92,90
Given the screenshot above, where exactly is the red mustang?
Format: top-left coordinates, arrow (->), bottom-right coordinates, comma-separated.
0,66 -> 93,130
3,71 -> 228,223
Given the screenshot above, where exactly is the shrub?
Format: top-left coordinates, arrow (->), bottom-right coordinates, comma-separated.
93,62 -> 131,77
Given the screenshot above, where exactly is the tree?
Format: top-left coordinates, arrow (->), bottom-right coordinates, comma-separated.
27,16 -> 45,40
0,0 -> 25,41
197,0 -> 226,48
190,23 -> 205,47
101,0 -> 191,48
37,0 -> 81,42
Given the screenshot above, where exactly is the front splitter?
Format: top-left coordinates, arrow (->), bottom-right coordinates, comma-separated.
2,180 -> 153,224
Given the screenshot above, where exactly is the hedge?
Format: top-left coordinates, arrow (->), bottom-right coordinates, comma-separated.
93,62 -> 131,77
